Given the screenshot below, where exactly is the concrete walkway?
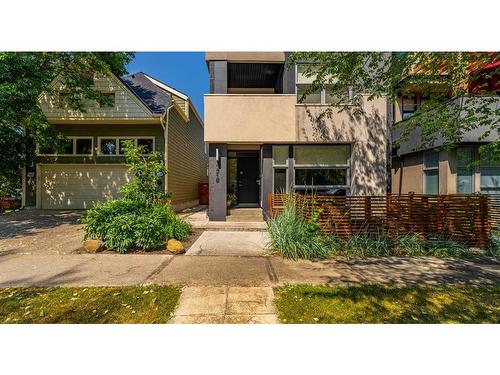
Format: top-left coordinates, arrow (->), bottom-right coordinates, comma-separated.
185,230 -> 270,256
170,286 -> 278,323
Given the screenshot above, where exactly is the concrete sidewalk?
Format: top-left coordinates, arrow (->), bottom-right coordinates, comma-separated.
170,286 -> 278,323
0,252 -> 498,287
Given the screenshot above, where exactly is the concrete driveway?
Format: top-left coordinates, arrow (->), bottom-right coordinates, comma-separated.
0,210 -> 85,256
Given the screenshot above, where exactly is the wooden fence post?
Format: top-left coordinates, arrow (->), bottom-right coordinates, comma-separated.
364,196 -> 372,220
421,195 -> 428,238
476,195 -> 490,248
268,193 -> 273,218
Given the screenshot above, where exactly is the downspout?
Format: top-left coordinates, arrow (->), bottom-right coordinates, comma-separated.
160,103 -> 175,194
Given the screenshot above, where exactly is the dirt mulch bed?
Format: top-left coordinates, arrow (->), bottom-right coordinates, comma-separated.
73,229 -> 204,255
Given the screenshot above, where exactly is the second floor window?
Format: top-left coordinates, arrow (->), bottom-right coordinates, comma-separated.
98,137 -> 155,156
38,137 -> 93,156
402,96 -> 418,119
296,64 -> 349,105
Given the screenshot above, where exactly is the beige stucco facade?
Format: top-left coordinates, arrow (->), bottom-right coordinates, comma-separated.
204,94 -> 297,143
205,94 -> 389,195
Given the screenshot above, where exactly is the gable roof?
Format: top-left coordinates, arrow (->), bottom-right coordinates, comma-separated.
141,73 -> 189,100
120,72 -> 173,114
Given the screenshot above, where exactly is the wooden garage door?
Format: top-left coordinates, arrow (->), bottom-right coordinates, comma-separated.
40,165 -> 130,209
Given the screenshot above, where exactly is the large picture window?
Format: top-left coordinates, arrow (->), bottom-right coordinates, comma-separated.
423,151 -> 439,194
293,145 -> 350,194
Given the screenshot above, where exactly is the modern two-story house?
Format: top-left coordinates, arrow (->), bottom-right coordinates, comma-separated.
24,71 -> 207,210
204,52 -> 390,221
391,60 -> 500,195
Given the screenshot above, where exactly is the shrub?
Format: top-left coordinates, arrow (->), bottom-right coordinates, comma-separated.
391,233 -> 426,256
343,233 -> 390,257
81,142 -> 192,253
82,201 -> 192,253
119,140 -> 170,205
267,198 -> 331,260
487,230 -> 500,257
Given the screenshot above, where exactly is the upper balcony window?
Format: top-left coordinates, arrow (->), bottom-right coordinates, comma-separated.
399,94 -> 430,121
227,63 -> 283,94
296,64 -> 349,105
402,96 -> 418,119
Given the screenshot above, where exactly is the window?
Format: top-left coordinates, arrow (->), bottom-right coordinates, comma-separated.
272,146 -> 289,193
295,168 -> 347,186
423,151 -> 439,194
293,145 -> 350,193
137,138 -> 154,154
98,137 -> 155,156
274,169 -> 287,193
100,138 -> 117,155
118,139 -> 134,154
38,137 -> 93,156
457,147 -> 475,193
480,153 -> 500,194
402,96 -> 418,119
296,63 -> 349,105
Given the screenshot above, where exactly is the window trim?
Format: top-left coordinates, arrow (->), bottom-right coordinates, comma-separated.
37,136 -> 94,156
423,151 -> 440,194
97,136 -> 155,156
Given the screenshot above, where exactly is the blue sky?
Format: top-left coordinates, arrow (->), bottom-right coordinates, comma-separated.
126,52 -> 208,118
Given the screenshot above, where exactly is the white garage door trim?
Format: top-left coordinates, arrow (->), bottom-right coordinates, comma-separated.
38,164 -> 130,209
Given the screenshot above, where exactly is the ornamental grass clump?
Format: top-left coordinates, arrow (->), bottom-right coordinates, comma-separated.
424,238 -> 470,258
267,196 -> 332,260
81,141 -> 191,253
343,233 -> 390,257
391,233 -> 426,256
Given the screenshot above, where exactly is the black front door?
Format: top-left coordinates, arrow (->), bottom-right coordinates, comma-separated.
237,157 -> 259,204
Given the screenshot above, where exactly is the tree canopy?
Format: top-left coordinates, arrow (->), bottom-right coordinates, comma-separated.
0,52 -> 134,195
289,52 -> 499,160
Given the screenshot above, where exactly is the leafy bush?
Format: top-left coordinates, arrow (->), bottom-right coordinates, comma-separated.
82,201 -> 192,253
267,198 -> 332,260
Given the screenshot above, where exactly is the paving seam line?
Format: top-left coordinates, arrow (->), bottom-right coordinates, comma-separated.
265,258 -> 279,284
141,256 -> 175,284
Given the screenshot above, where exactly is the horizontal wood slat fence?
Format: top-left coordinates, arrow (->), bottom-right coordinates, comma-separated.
268,193 -> 498,248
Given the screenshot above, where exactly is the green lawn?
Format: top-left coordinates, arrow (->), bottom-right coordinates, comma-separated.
0,285 -> 181,323
274,284 -> 500,323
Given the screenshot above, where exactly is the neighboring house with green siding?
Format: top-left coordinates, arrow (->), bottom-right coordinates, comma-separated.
25,71 -> 207,210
